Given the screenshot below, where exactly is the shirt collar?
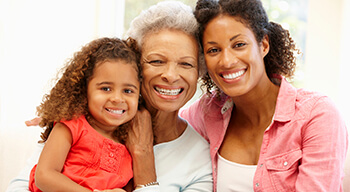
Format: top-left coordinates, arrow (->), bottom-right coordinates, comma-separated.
221,97 -> 234,114
219,75 -> 297,121
273,76 -> 297,122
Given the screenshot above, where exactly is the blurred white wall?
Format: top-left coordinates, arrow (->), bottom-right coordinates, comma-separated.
303,0 -> 349,133
0,0 -> 125,190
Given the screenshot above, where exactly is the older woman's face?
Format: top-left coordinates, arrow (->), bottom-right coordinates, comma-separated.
141,29 -> 199,113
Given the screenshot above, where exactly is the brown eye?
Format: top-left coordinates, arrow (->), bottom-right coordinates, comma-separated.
101,87 -> 111,92
234,43 -> 246,48
124,89 -> 133,94
180,62 -> 194,68
148,60 -> 164,64
207,48 -> 219,54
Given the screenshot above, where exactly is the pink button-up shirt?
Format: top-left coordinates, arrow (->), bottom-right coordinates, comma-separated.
180,77 -> 348,192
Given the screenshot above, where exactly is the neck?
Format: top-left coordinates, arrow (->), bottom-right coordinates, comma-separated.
232,78 -> 279,127
149,109 -> 186,144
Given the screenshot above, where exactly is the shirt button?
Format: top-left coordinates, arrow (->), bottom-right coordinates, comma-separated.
215,147 -> 218,150
255,183 -> 260,187
260,164 -> 263,168
284,161 -> 288,166
110,152 -> 114,157
221,107 -> 228,114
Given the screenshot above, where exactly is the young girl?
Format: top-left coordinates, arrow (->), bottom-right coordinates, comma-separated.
28,37 -> 141,192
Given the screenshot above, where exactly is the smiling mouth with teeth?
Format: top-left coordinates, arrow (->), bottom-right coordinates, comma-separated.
106,108 -> 125,114
155,87 -> 184,96
222,70 -> 245,80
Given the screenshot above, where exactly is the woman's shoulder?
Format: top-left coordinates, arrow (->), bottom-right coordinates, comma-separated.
182,92 -> 229,115
295,87 -> 336,111
279,77 -> 337,116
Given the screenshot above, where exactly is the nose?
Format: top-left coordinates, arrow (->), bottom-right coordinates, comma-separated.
220,48 -> 238,68
110,91 -> 125,103
160,62 -> 180,84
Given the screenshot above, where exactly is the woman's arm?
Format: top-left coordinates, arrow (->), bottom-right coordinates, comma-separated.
34,123 -> 91,192
297,97 -> 348,191
25,118 -> 41,127
125,108 -> 159,192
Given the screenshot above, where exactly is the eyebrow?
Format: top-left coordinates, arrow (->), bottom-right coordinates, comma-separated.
230,34 -> 241,41
96,82 -> 139,89
124,83 -> 139,89
205,34 -> 241,45
180,56 -> 197,61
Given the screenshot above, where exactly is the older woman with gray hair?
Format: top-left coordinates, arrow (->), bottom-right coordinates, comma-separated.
6,1 -> 212,192
125,1 -> 212,192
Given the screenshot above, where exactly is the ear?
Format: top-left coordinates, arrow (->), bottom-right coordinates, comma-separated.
261,35 -> 270,58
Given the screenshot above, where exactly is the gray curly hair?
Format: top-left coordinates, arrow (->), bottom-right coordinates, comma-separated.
125,0 -> 206,77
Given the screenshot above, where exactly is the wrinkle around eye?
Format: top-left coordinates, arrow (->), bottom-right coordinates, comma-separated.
145,60 -> 166,67
178,61 -> 196,68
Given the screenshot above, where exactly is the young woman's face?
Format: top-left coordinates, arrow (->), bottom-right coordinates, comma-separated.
87,60 -> 140,135
202,15 -> 269,97
141,29 -> 198,113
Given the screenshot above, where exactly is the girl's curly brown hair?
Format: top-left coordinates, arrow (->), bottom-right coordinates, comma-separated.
194,0 -> 299,96
37,37 -> 141,144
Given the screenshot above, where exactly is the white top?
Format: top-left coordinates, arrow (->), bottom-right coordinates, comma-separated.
135,121 -> 213,192
6,120 -> 213,192
217,153 -> 256,192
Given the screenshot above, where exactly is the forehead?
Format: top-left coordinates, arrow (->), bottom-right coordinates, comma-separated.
92,60 -> 138,80
96,58 -> 138,72
204,15 -> 256,41
141,29 -> 198,53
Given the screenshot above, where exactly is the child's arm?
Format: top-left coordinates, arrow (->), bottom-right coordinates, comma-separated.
34,123 -> 91,192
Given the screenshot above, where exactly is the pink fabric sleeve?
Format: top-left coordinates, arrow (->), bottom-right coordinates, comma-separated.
180,99 -> 209,142
296,96 -> 348,191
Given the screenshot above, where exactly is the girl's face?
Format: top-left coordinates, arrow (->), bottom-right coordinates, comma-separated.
87,60 -> 140,136
202,15 -> 270,97
141,29 -> 198,113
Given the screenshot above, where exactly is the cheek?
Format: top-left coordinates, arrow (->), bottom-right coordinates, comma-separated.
87,92 -> 96,107
141,68 -> 155,86
141,81 -> 152,96
130,99 -> 139,114
184,71 -> 198,94
205,62 -> 218,81
204,56 -> 216,72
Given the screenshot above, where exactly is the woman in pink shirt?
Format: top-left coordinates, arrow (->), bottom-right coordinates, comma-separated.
180,0 -> 348,191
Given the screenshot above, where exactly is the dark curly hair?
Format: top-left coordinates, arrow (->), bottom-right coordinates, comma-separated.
37,37 -> 141,144
195,0 -> 299,95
